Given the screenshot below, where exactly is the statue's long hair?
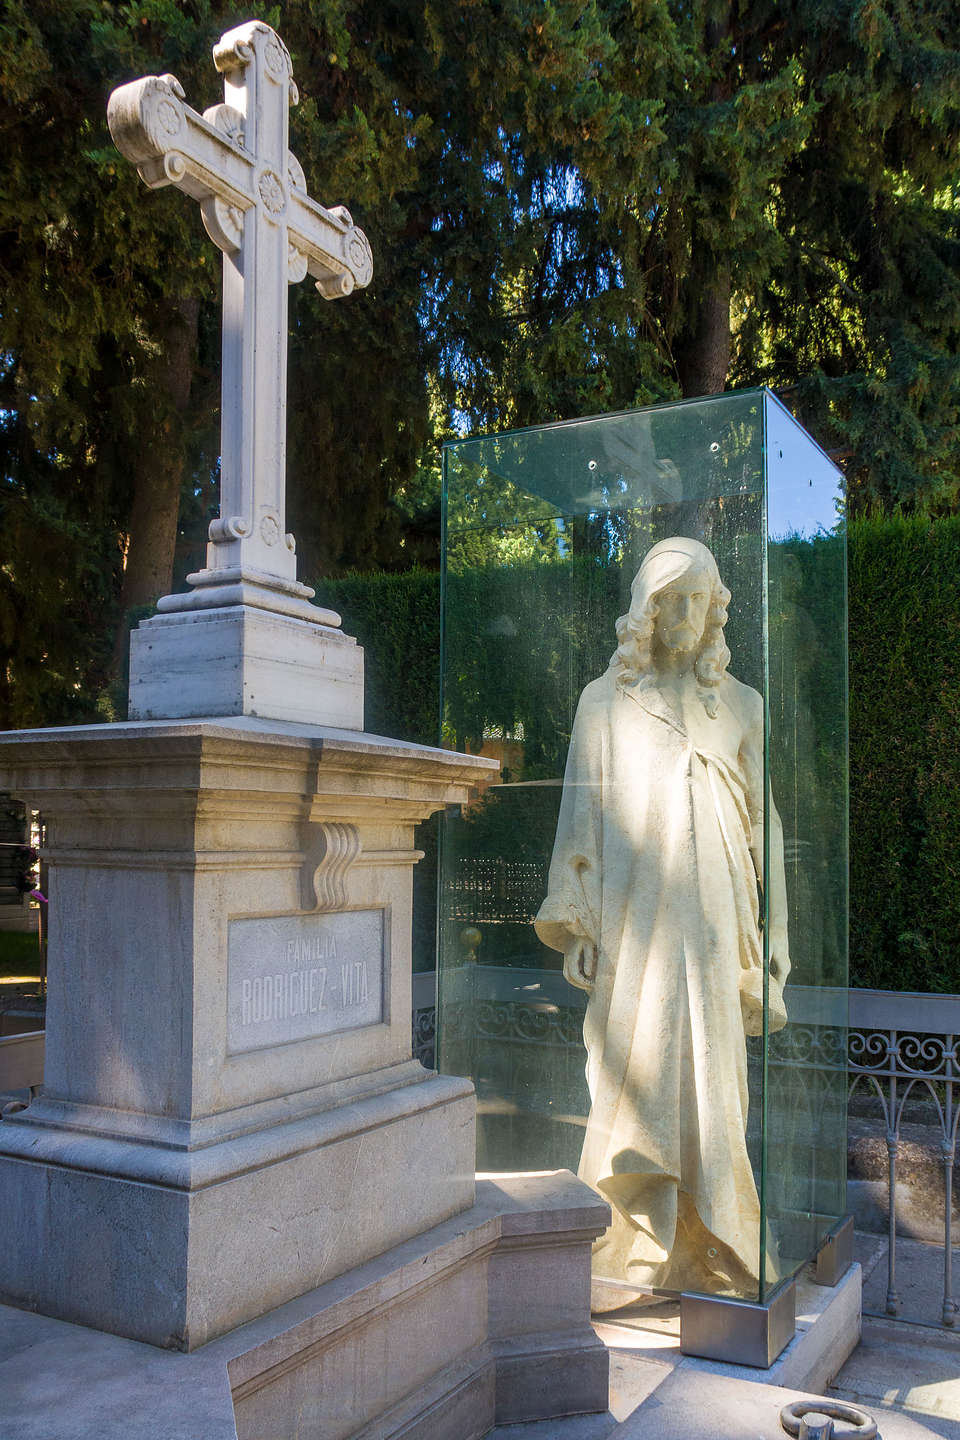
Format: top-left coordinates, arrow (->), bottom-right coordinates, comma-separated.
608,542 -> 732,715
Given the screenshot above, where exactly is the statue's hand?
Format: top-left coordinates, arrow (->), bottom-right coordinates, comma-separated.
768,935 -> 791,986
567,937 -> 598,987
767,936 -> 791,1033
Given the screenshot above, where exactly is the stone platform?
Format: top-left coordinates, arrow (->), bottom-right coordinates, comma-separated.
592,1260 -> 862,1395
0,1173 -> 610,1440
0,716 -> 497,1349
487,1360 -> 945,1440
488,1258 -> 874,1440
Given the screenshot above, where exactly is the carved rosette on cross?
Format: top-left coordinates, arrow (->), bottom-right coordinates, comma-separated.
107,21 -> 373,621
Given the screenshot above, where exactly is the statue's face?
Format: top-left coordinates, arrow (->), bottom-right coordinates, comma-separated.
653,568 -> 711,653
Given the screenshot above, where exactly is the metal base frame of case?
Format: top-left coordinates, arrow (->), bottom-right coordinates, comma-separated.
815,1215 -> 855,1288
680,1280 -> 797,1369
679,1215 -> 855,1368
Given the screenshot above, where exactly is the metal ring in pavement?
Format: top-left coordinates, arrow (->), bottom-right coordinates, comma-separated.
780,1399 -> 878,1440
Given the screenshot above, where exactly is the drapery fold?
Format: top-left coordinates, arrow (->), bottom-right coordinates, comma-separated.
535,668 -> 790,1293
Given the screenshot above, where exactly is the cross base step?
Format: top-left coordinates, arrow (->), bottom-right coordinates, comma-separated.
129,601 -> 364,726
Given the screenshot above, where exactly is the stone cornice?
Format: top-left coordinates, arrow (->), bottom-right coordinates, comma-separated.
0,718 -> 498,823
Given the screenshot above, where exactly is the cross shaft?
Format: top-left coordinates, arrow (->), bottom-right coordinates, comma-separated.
108,22 -> 373,614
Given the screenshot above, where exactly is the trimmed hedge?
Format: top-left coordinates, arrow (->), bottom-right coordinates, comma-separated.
321,568 -> 441,745
848,515 -> 960,992
320,515 -> 960,993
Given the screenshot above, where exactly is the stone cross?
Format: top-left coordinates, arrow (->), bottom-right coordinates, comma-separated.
108,21 -> 372,612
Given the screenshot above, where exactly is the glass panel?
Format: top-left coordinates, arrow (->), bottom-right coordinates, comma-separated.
439,389 -> 848,1311
762,392 -> 849,1300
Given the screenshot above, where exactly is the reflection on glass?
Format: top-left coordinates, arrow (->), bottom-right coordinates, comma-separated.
534,538 -> 788,1304
438,388 -> 848,1309
765,392 -> 843,540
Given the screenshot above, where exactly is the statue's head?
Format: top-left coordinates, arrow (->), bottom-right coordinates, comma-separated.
609,536 -> 731,708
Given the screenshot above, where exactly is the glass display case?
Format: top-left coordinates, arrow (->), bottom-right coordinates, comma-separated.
437,389 -> 848,1332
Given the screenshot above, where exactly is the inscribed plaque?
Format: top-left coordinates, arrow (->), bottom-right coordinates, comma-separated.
227,909 -> 384,1054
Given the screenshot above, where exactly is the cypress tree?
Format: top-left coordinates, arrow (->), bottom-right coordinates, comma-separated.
0,0 -> 958,727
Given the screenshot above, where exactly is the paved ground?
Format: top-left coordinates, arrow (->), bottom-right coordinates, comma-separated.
491,1232 -> 960,1439
859,1230 -> 958,1328
830,1316 -> 960,1438
827,1231 -> 960,1438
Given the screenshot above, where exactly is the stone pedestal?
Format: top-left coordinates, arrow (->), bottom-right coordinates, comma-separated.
128,601 -> 365,727
0,1174 -> 611,1440
0,717 -> 496,1350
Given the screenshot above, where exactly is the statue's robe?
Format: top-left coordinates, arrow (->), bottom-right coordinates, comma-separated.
535,666 -> 789,1294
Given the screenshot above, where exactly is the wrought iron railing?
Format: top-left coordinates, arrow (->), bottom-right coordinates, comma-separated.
412,974 -> 960,1330
846,988 -> 960,1328
412,972 -> 437,1070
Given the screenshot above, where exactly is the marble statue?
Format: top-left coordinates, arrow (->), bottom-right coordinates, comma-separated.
535,536 -> 790,1298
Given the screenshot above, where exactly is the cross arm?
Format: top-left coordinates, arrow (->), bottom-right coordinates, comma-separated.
107,73 -> 254,248
288,187 -> 374,300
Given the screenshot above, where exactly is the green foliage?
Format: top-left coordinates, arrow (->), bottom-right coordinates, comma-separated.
0,0 -> 226,726
442,556 -> 619,774
319,513 -> 960,993
848,512 -> 960,991
0,928 -> 42,980
321,568 -> 441,742
733,0 -> 960,514
2,0 -> 959,733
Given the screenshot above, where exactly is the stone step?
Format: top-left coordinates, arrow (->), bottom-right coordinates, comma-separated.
490,1359 -> 945,1440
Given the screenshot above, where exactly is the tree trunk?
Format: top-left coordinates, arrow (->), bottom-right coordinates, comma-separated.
114,294 -> 200,669
675,5 -> 734,400
674,249 -> 732,399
